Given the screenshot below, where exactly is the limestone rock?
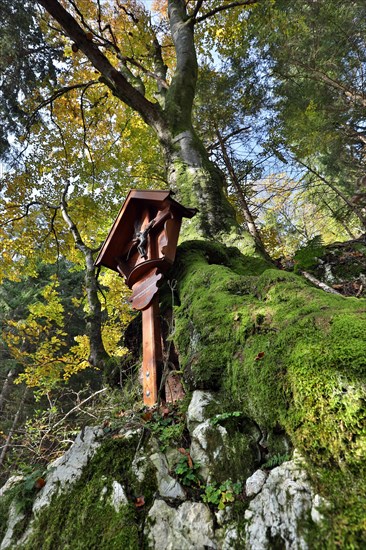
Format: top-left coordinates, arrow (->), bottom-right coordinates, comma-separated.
145,499 -> 217,550
186,390 -> 216,432
110,480 -> 128,511
150,452 -> 186,500
190,419 -> 227,481
0,502 -> 25,550
244,457 -> 318,549
221,526 -> 239,550
246,469 -> 267,497
131,453 -> 148,483
165,447 -> 184,470
311,493 -> 329,524
0,476 -> 23,498
215,506 -> 233,527
33,426 -> 103,515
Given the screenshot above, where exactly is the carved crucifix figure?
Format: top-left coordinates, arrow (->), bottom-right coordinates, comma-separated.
133,218 -> 156,260
94,190 -> 197,407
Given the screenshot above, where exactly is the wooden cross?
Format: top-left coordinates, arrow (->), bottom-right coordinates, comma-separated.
95,190 -> 196,407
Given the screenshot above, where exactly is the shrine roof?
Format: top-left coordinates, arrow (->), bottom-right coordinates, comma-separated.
94,189 -> 196,272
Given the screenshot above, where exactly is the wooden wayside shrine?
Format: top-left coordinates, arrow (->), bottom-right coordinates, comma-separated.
95,190 -> 197,407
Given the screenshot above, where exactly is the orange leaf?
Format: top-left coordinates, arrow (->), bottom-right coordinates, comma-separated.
135,496 -> 145,508
255,352 -> 265,361
34,478 -> 46,490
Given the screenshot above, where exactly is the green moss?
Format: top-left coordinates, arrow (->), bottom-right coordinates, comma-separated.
0,490 -> 14,540
293,235 -> 325,273
172,240 -> 366,545
20,434 -> 157,550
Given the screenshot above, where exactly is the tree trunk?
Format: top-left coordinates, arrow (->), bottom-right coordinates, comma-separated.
0,369 -> 16,415
60,186 -> 109,369
215,128 -> 273,261
159,0 -> 256,248
163,128 -> 241,239
84,249 -> 109,368
0,387 -> 29,471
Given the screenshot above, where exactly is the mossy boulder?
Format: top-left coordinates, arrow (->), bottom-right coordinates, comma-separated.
171,240 -> 366,546
1,427 -> 157,550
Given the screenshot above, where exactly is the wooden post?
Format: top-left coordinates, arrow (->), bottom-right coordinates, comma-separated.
142,295 -> 163,406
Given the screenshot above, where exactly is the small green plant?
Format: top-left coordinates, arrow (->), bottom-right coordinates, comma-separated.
210,411 -> 242,426
145,409 -> 185,451
174,453 -> 202,487
202,480 -> 243,510
293,235 -> 324,272
262,453 -> 291,469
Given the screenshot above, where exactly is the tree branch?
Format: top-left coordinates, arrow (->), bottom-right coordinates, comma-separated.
191,0 -> 204,20
215,127 -> 272,261
301,271 -> 343,296
26,81 -> 99,130
80,84 -> 97,184
302,65 -> 366,109
1,201 -> 59,227
208,126 -> 251,151
37,0 -> 166,135
0,387 -> 29,471
60,183 -> 90,256
166,0 -> 198,128
194,0 -> 258,24
295,158 -> 366,226
47,387 -> 108,431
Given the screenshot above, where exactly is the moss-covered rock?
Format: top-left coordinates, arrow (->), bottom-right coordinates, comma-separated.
171,240 -> 366,546
2,428 -> 157,550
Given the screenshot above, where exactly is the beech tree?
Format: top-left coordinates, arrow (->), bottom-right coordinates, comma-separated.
35,0 -> 258,245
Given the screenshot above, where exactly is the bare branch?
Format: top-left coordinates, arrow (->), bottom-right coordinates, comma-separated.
208,126 -> 251,151
116,1 -> 140,25
123,57 -> 168,89
79,83 -> 97,184
39,205 -> 61,261
49,98 -> 70,161
27,81 -> 99,129
0,387 -> 29,470
301,271 -> 343,296
215,127 -> 272,261
66,0 -> 121,53
299,64 -> 366,108
296,158 -> 366,226
60,182 -> 90,256
1,201 -> 58,227
49,387 -> 108,431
